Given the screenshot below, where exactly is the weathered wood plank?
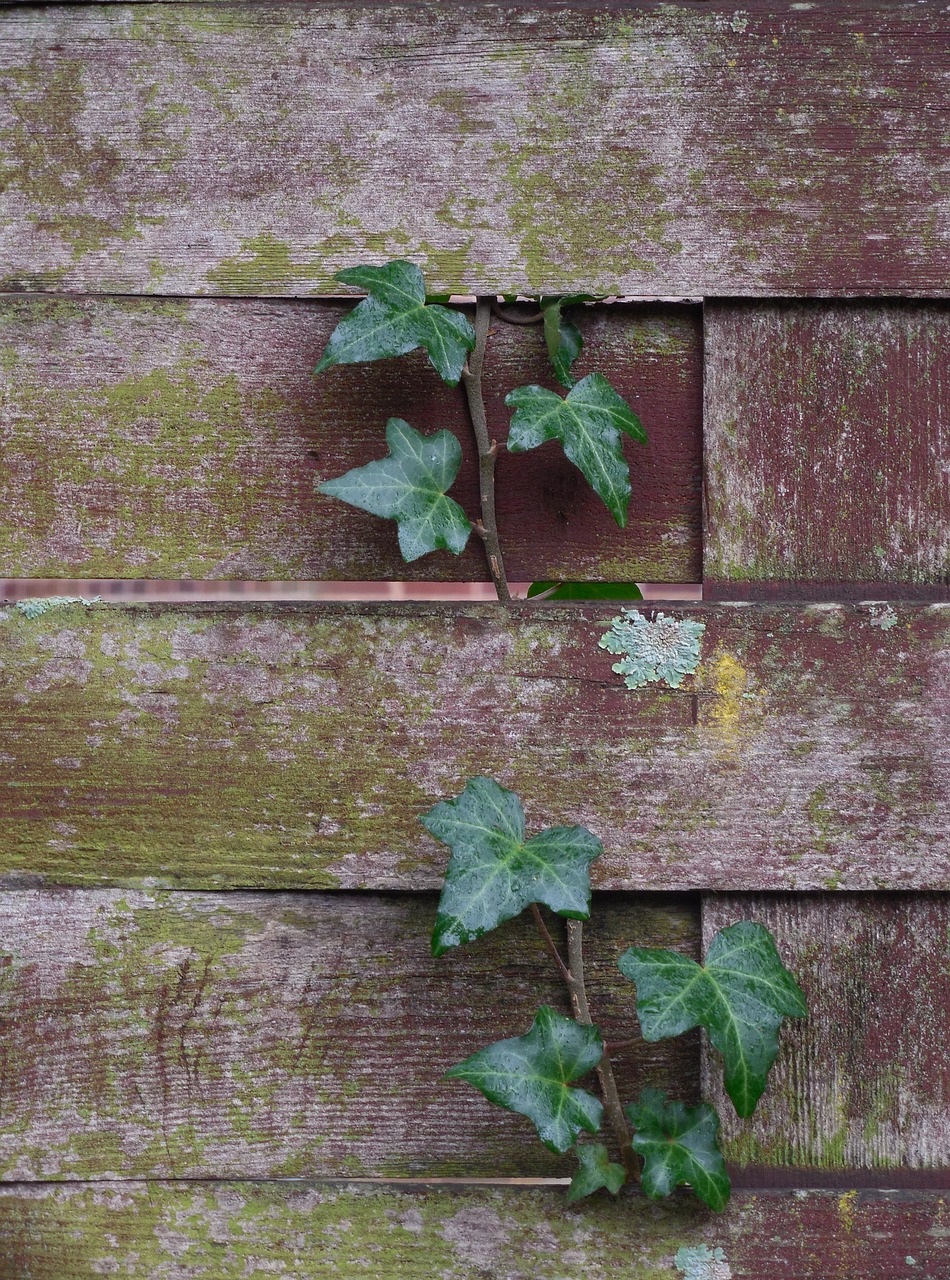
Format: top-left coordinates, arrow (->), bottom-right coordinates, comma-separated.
1,5 -> 948,296
704,303 -> 950,588
702,895 -> 950,1182
4,600 -> 950,890
0,296 -> 700,581
0,888 -> 696,1179
2,1183 -> 949,1278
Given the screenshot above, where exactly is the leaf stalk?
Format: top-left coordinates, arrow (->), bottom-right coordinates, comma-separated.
530,904 -> 573,984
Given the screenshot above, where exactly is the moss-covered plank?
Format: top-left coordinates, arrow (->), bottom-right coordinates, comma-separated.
0,296 -> 700,582
4,600 -> 950,890
2,1183 -> 949,1278
0,887 -> 696,1179
704,302 -> 950,589
1,5 -> 947,295
703,895 -> 950,1179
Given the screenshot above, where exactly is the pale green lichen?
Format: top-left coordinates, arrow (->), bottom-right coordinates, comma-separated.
675,1245 -> 732,1278
714,11 -> 749,33
599,609 -> 705,689
868,604 -> 898,631
14,596 -> 101,620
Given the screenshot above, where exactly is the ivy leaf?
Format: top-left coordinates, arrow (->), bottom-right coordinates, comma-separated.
505,373 -> 646,528
445,1005 -> 603,1153
422,776 -> 603,957
527,582 -> 644,602
318,418 -> 471,562
626,1089 -> 730,1212
567,1142 -> 627,1202
619,922 -> 807,1118
541,297 -> 584,388
314,260 -> 476,386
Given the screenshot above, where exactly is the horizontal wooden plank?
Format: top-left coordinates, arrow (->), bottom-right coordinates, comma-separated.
3,1183 -> 950,1278
0,888 -> 696,1179
4,600 -> 950,891
1,5 -> 948,295
702,895 -> 950,1181
708,583 -> 950,603
0,296 -> 701,581
704,303 -> 950,587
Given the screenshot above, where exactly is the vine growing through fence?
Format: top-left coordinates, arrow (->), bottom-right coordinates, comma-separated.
314,260 -> 806,1210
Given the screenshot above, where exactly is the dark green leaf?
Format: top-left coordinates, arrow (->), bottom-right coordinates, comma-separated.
542,298 -> 583,388
446,1005 -> 603,1153
567,1142 -> 627,1202
627,1088 -> 730,1212
318,418 -> 471,563
423,776 -> 602,956
619,922 -> 807,1118
314,260 -> 475,386
527,582 -> 644,602
506,373 -> 646,527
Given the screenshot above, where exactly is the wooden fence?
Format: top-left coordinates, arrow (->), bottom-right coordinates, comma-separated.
1,4 -> 948,1276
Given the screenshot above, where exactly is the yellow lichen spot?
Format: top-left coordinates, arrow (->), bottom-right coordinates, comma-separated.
838,1189 -> 859,1234
701,651 -> 764,758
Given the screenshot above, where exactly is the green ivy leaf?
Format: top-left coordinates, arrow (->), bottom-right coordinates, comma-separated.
314,260 -> 476,386
567,1142 -> 627,1202
527,582 -> 644,602
627,1088 -> 730,1212
541,297 -> 583,388
318,418 -> 471,563
445,1005 -> 604,1153
619,922 -> 807,1118
505,373 -> 646,528
423,776 -> 603,957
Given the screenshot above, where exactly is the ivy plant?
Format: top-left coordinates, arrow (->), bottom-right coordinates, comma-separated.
423,777 -> 805,1211
314,261 -> 807,1208
315,259 -> 646,601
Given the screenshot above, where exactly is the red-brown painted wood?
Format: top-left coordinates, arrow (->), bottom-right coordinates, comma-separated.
3,601 -> 950,891
0,888 -> 697,1180
1,1183 -> 948,1278
1,5 -> 948,296
704,302 -> 950,588
703,895 -> 950,1182
0,297 -> 700,582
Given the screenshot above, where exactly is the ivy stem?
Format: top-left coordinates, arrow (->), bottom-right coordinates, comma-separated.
461,298 -> 512,603
566,921 -> 638,1180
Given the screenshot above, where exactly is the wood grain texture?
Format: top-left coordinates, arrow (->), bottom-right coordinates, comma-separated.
704,302 -> 950,586
0,296 -> 700,582
1,4 -> 948,296
0,888 -> 697,1179
702,895 -> 950,1181
2,1183 -> 950,1279
4,601 -> 950,891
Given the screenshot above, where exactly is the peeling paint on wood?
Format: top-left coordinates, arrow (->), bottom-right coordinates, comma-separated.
1,6 -> 948,296
704,303 -> 950,586
1,1183 -> 949,1278
2,601 -> 950,890
702,895 -> 950,1178
0,296 -> 700,582
0,888 -> 696,1179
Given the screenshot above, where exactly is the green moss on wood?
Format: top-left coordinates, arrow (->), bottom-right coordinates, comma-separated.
2,604 -> 949,891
